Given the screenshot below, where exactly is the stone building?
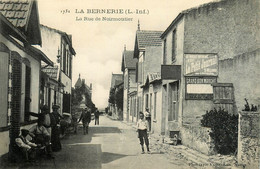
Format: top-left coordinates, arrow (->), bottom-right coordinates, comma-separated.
0,0 -> 53,157
133,23 -> 163,126
160,0 -> 259,155
121,47 -> 138,122
36,25 -> 76,114
108,73 -> 123,119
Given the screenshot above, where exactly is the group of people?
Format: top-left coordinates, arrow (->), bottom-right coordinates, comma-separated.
15,104 -> 63,161
77,107 -> 100,135
137,108 -> 151,154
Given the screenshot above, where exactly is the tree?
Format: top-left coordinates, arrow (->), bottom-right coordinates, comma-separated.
108,87 -> 115,105
115,87 -> 123,110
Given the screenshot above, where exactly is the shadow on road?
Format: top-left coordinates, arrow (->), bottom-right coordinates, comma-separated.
101,152 -> 127,164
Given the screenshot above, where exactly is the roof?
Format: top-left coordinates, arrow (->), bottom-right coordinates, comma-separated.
111,74 -> 123,88
42,65 -> 59,80
142,72 -> 161,88
121,50 -> 137,71
161,0 -> 225,38
0,0 -> 42,45
134,30 -> 163,58
74,75 -> 82,88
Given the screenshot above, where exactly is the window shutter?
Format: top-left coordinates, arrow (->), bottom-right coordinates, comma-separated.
0,52 -> 9,127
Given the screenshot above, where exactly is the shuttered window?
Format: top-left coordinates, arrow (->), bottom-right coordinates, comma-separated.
0,51 -> 9,127
24,65 -> 31,122
213,83 -> 234,114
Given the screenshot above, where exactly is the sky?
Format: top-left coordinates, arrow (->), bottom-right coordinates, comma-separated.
37,0 -> 214,109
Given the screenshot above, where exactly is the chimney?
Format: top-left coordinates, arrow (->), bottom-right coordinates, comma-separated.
90,83 -> 92,90
124,44 -> 126,51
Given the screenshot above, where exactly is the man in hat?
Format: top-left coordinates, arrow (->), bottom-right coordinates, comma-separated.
78,107 -> 91,134
51,104 -> 63,152
15,129 -> 37,161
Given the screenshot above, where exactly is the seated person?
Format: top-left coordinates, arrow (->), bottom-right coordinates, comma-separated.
15,129 -> 37,161
29,118 -> 54,159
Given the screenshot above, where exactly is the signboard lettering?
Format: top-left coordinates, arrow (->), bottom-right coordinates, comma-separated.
184,54 -> 218,76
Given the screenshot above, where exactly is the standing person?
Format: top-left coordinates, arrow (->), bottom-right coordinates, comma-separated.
137,112 -> 150,154
78,107 -> 91,134
40,105 -> 56,137
144,108 -> 151,132
94,110 -> 100,125
51,105 -> 63,152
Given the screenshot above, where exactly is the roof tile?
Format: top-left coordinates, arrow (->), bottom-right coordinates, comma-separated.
8,18 -> 17,25
3,3 -> 13,10
136,30 -> 163,49
0,3 -> 5,10
0,10 -> 6,15
21,3 -> 29,11
5,10 -> 15,17
124,50 -> 137,69
16,18 -> 26,27
0,0 -> 32,29
14,11 -> 24,18
13,3 -> 21,10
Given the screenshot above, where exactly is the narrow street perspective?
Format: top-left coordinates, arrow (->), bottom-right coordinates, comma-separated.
0,0 -> 259,169
2,115 -> 190,169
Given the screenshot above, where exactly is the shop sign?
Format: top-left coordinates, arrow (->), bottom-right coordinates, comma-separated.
185,77 -> 217,100
184,54 -> 218,76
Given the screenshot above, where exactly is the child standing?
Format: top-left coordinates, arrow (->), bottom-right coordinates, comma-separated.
137,112 -> 150,154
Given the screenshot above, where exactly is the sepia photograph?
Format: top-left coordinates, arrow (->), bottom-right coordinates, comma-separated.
0,0 -> 259,168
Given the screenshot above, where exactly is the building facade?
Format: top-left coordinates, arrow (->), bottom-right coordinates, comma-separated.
0,0 -> 53,156
133,27 -> 163,127
108,73 -> 123,119
37,25 -> 76,114
121,48 -> 138,122
160,0 -> 259,154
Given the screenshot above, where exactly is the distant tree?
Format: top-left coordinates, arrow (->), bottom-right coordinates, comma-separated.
115,87 -> 123,110
108,87 -> 115,105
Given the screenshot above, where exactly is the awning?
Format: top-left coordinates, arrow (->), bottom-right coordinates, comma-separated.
161,65 -> 181,80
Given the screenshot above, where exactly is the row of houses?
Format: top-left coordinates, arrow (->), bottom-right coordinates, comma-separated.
120,0 -> 259,156
0,0 -> 76,157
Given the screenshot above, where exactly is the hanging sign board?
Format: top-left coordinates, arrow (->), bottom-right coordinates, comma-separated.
184,54 -> 218,76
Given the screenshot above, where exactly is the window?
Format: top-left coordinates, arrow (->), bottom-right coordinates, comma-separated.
24,65 -> 31,122
150,93 -> 152,114
172,29 -> 177,62
62,43 -> 66,72
154,92 -> 157,119
163,39 -> 167,64
145,94 -> 149,109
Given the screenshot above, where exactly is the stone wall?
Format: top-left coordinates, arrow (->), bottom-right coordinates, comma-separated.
181,125 -> 215,155
237,111 -> 259,168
